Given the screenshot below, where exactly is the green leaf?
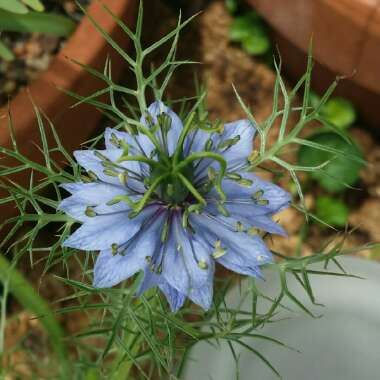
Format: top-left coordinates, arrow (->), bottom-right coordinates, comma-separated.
298,132 -> 364,193
241,28 -> 271,55
0,40 -> 14,61
229,12 -> 270,55
321,97 -> 357,130
229,12 -> 261,41
225,0 -> 240,14
315,196 -> 349,227
22,0 -> 44,12
0,9 -> 75,36
0,0 -> 28,14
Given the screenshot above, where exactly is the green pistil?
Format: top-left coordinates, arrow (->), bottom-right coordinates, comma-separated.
197,260 -> 208,270
85,206 -> 96,217
248,149 -> 259,164
94,151 -> 109,161
87,170 -> 98,181
81,175 -> 93,183
238,178 -> 253,187
226,172 -> 242,181
161,218 -> 170,242
218,135 -> 240,150
235,221 -> 245,232
118,172 -> 128,185
217,203 -> 230,217
252,190 -> 264,200
251,189 -> 269,206
110,133 -> 121,148
208,167 -> 217,182
111,243 -> 118,256
248,227 -> 259,236
212,240 -> 226,259
103,169 -> 119,177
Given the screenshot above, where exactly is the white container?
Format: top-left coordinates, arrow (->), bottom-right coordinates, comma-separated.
183,257 -> 380,380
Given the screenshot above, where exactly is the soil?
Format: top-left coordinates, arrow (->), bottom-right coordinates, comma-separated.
3,0 -> 380,378
0,0 -> 89,107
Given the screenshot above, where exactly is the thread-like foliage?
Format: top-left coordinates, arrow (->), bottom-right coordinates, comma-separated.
0,2 -> 372,379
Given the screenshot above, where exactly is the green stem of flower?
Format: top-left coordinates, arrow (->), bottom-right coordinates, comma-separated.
176,172 -> 206,206
132,173 -> 171,215
117,155 -> 167,171
134,123 -> 171,166
174,152 -> 227,202
172,112 -> 195,166
134,38 -> 147,115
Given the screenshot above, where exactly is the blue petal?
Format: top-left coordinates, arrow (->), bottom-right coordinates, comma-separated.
217,258 -> 263,278
209,173 -> 291,215
61,182 -> 128,203
104,127 -> 143,155
190,212 -> 272,277
140,101 -> 183,156
189,281 -> 213,310
93,208 -> 166,287
58,196 -> 90,223
59,182 -> 131,222
172,213 -> 214,289
184,127 -> 213,156
74,149 -> 144,192
204,203 -> 287,236
63,205 -> 159,251
59,181 -> 139,222
161,223 -> 190,295
193,119 -> 256,179
160,282 -> 186,312
218,119 -> 256,169
137,270 -> 186,312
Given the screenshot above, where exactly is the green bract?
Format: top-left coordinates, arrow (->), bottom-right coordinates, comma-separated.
298,132 -> 364,193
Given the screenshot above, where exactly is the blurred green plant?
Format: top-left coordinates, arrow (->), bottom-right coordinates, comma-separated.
0,0 -> 75,61
229,10 -> 271,56
320,97 -> 357,130
310,93 -> 357,130
298,93 -> 363,195
315,196 -> 349,227
298,131 -> 364,193
0,253 -> 69,379
225,0 -> 241,14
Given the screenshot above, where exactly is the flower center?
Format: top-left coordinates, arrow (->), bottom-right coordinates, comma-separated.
151,155 -> 194,205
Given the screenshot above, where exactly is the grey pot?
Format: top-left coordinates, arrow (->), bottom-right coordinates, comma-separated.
182,256 -> 380,380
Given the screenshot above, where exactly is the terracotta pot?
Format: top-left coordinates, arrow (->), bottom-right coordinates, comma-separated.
0,0 -> 137,221
248,0 -> 380,128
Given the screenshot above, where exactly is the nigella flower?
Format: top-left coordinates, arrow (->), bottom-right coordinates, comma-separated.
59,101 -> 290,312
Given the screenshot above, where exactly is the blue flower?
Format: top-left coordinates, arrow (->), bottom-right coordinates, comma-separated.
59,101 -> 290,312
